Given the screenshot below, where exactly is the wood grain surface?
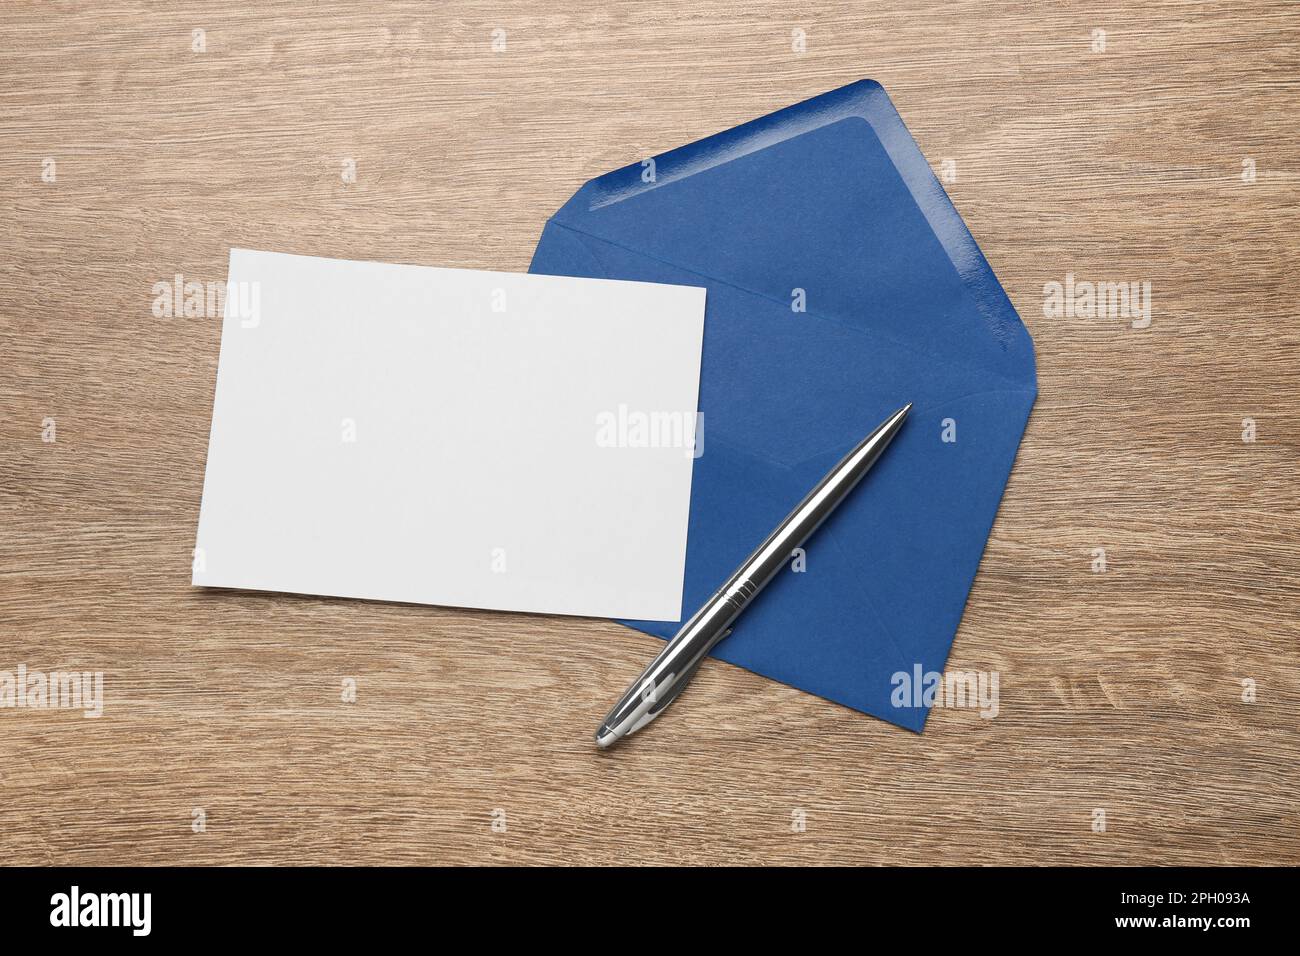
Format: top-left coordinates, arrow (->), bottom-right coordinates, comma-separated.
1,1 -> 1296,866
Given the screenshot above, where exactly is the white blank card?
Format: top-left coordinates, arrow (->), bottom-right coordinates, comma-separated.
193,249 -> 706,620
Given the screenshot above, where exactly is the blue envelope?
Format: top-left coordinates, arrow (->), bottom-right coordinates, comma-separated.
529,80 -> 1036,730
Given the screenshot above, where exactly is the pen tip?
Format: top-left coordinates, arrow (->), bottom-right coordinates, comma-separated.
865,403 -> 912,449
595,726 -> 619,749
883,403 -> 912,431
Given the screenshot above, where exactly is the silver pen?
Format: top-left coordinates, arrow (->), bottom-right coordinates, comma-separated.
596,402 -> 912,748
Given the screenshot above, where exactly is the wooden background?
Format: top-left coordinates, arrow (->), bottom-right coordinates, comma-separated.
1,1 -> 1296,866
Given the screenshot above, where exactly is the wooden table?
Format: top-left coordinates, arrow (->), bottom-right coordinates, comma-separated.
2,1 -> 1296,866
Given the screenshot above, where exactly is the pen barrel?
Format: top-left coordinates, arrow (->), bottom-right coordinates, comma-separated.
597,595 -> 737,738
722,406 -> 910,603
598,404 -> 910,744
725,578 -> 759,606
635,403 -> 911,685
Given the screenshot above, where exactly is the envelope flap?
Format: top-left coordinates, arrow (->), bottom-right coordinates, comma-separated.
551,79 -> 1034,387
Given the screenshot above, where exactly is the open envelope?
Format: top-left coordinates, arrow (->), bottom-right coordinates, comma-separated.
530,80 -> 1037,730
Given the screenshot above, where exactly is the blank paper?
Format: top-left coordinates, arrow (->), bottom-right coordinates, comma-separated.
193,249 -> 706,620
